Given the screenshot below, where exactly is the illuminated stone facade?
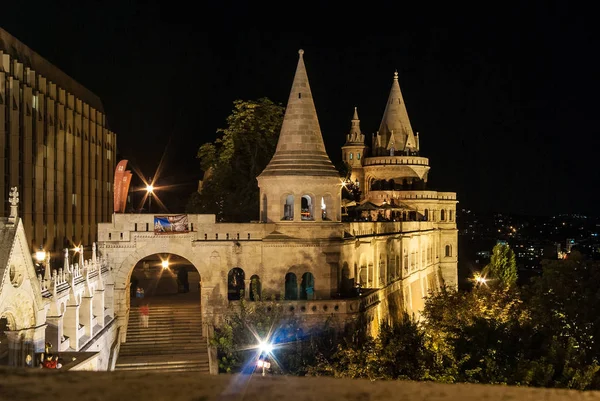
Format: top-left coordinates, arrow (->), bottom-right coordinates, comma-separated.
0,189 -> 117,369
0,28 -> 117,254
99,50 -> 458,362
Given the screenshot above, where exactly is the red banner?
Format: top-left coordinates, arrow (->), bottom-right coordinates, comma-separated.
113,160 -> 129,213
120,171 -> 133,213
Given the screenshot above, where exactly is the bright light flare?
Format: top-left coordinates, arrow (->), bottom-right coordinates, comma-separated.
473,273 -> 487,285
35,248 -> 46,263
146,184 -> 154,193
259,340 -> 273,355
161,260 -> 169,269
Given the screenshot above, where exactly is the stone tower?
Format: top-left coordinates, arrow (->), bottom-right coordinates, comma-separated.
257,50 -> 341,223
341,107 -> 368,187
372,71 -> 419,157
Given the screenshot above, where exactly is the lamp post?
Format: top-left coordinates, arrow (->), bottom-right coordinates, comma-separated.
256,340 -> 273,376
34,246 -> 46,277
146,182 -> 154,213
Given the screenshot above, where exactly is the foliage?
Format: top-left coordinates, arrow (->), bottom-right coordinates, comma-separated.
210,298 -> 338,375
211,254 -> 600,389
482,243 -> 518,288
186,98 -> 284,221
309,313 -> 433,381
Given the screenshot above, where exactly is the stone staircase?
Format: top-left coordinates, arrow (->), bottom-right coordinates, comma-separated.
115,300 -> 209,373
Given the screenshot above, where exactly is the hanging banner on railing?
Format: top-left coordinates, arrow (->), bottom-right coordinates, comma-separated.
154,214 -> 190,234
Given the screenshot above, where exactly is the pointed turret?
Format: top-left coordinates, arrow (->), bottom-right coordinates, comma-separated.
376,71 -> 417,155
259,49 -> 338,178
257,50 -> 342,224
345,107 -> 364,145
342,107 -> 367,190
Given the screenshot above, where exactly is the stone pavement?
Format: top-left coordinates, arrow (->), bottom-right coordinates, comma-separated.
2,369 -> 598,401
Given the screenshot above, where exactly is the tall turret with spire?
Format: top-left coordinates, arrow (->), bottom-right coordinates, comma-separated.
373,71 -> 419,156
341,107 -> 367,186
257,50 -> 342,223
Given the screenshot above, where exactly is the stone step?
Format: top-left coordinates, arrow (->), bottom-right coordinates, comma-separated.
118,349 -> 209,357
114,360 -> 209,372
124,331 -> 204,337
117,300 -> 209,373
115,365 -> 210,372
119,342 -> 208,350
125,333 -> 203,338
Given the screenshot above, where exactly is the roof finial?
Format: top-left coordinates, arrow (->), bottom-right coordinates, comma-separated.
394,70 -> 398,81
298,49 -> 304,56
8,186 -> 19,224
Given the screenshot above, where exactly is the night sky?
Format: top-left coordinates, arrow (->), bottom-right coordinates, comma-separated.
2,2 -> 598,217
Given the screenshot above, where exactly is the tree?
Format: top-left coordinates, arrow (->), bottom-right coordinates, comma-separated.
186,98 -> 284,221
211,298 -> 338,375
482,243 -> 517,288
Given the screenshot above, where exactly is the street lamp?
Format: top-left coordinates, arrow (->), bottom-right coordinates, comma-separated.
161,260 -> 169,269
146,180 -> 154,213
34,246 -> 46,277
256,339 -> 273,376
35,246 -> 46,263
473,273 -> 487,286
256,358 -> 271,376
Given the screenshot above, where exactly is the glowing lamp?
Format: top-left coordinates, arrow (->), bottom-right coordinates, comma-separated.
35,247 -> 46,263
259,340 -> 273,354
162,260 -> 169,269
146,184 -> 154,193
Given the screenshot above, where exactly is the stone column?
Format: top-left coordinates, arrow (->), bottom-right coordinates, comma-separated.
244,279 -> 251,300
63,303 -> 80,351
44,316 -> 63,352
80,296 -> 94,336
93,289 -> 106,328
293,196 -> 302,222
201,286 -> 215,338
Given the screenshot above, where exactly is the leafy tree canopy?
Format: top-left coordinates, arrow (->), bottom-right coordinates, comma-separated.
482,243 -> 518,288
186,98 -> 284,221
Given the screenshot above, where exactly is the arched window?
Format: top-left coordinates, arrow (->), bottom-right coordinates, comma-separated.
282,195 -> 294,220
227,268 -> 245,300
284,273 -> 298,300
424,209 -> 429,221
350,152 -> 353,160
449,210 -> 454,221
301,195 -> 313,220
445,245 -> 452,257
357,152 -> 361,160
440,209 -> 446,221
300,272 -> 315,300
250,275 -> 261,301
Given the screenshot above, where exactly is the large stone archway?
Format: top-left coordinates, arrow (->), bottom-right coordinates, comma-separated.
110,240 -> 229,340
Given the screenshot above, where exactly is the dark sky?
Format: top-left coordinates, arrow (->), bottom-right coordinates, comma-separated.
2,2 -> 598,216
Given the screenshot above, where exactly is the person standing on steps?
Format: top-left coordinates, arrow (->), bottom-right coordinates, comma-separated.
140,303 -> 150,328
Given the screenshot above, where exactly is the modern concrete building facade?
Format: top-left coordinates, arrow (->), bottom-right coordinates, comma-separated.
0,28 -> 117,254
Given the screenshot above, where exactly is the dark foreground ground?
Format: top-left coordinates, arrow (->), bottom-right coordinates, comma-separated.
1,368 -> 598,401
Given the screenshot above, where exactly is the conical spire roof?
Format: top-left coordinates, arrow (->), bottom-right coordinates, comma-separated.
259,50 -> 338,177
378,71 -> 417,152
345,107 -> 364,145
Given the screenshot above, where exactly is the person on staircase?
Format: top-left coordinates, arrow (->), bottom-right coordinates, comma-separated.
140,303 -> 150,328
